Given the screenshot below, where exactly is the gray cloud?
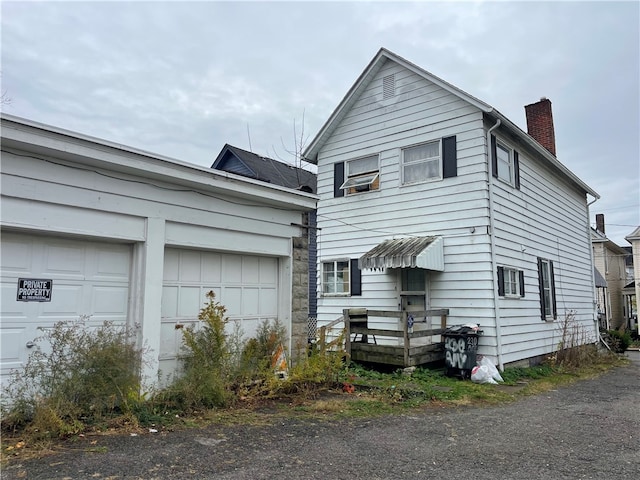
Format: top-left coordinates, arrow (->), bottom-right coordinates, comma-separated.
1,0 -> 637,244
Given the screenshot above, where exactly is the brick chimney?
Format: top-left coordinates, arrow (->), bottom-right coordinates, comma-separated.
596,213 -> 605,234
525,98 -> 556,156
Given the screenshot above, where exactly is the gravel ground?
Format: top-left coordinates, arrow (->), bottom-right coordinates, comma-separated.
3,352 -> 638,480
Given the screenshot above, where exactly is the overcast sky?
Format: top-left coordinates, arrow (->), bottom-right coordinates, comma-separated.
2,1 -> 638,245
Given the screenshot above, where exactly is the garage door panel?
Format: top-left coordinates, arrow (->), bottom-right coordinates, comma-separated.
91,286 -> 130,315
2,284 -> 25,314
241,257 -> 260,284
159,321 -> 180,358
223,256 -> 242,283
163,250 -> 180,281
259,288 -> 278,315
179,251 -> 201,282
39,284 -> 83,316
222,287 -> 242,316
242,287 -> 260,315
202,253 -> 221,283
0,240 -> 33,274
43,244 -> 85,278
177,287 -> 201,317
161,286 -> 179,318
92,248 -> 131,281
1,327 -> 26,370
259,258 -> 278,284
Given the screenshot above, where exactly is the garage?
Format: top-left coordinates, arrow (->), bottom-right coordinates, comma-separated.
1,114 -> 316,388
0,232 -> 131,384
159,248 -> 279,380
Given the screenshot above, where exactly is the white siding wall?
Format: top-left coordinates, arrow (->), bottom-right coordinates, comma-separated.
316,60 -> 496,348
315,58 -> 596,366
490,127 -> 596,364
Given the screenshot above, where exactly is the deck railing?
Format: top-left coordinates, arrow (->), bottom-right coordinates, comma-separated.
343,308 -> 449,367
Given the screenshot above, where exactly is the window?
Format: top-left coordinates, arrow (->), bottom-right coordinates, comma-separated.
496,142 -> 512,183
491,134 -> 521,189
402,141 -> 441,184
339,155 -> 379,194
322,259 -> 361,296
497,266 -> 525,297
537,258 -> 557,320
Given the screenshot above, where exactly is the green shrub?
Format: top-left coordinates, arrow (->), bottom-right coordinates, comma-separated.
1,319 -> 143,438
161,291 -> 234,410
605,329 -> 632,353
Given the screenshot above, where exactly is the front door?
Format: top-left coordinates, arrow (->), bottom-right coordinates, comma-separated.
399,269 -> 427,344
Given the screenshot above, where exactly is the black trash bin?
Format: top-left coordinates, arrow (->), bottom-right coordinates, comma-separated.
443,324 -> 482,378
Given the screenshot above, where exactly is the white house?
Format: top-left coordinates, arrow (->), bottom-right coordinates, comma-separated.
0,115 -> 316,387
625,226 -> 640,334
591,214 -> 631,330
302,48 -> 600,369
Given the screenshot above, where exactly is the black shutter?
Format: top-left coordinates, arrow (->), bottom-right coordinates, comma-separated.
350,258 -> 361,296
442,135 -> 457,178
491,134 -> 498,179
519,270 -> 525,297
537,257 -> 546,320
334,162 -> 344,198
550,261 -> 557,319
497,266 -> 505,296
514,150 -> 521,189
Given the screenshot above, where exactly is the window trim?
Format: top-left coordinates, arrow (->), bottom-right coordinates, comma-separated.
401,139 -> 442,185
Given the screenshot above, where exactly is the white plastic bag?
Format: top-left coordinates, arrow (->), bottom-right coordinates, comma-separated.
471,365 -> 497,384
479,356 -> 503,383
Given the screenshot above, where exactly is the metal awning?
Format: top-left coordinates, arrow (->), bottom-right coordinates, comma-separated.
359,236 -> 444,271
593,267 -> 607,288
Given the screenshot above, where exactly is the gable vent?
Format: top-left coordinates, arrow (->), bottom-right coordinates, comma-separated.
383,74 -> 396,100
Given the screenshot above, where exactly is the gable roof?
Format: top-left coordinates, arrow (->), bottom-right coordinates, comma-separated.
626,226 -> 640,242
591,228 -> 629,255
302,47 -> 598,198
212,144 -> 316,193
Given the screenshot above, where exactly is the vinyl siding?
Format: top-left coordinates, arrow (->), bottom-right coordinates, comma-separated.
315,59 -> 595,366
489,127 -> 596,364
315,60 -> 495,351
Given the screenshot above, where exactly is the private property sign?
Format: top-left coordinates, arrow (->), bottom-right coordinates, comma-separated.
17,278 -> 53,302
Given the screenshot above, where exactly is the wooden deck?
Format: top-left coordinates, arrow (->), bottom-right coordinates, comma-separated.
319,308 -> 449,368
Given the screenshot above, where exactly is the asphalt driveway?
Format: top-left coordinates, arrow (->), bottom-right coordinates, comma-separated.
3,352 -> 639,480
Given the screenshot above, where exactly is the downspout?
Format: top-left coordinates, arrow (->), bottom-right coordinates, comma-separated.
586,196 -> 602,345
486,118 -> 504,371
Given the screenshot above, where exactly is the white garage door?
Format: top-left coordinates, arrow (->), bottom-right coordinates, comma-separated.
160,248 -> 279,380
0,232 -> 132,384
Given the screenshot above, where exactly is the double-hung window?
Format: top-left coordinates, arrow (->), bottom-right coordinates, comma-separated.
491,134 -> 521,189
322,259 -> 362,296
340,155 -> 379,194
537,258 -> 557,320
402,140 -> 441,184
322,260 -> 350,295
496,142 -> 512,183
497,266 -> 525,298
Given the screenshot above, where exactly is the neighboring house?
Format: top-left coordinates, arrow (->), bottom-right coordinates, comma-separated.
624,226 -> 640,334
591,214 -> 630,330
211,144 -> 319,326
0,115 -> 315,388
302,48 -> 600,369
